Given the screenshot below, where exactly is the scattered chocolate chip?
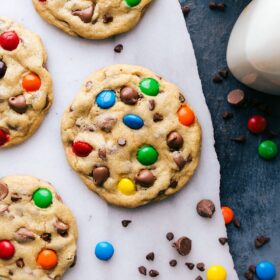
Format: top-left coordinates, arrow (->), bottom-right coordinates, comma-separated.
227,89 -> 245,106
169,259 -> 177,267
70,255 -> 77,268
11,193 -> 22,202
179,93 -> 185,103
153,113 -> 163,122
0,182 -> 8,201
168,178 -> 178,189
118,137 -> 127,146
138,266 -> 147,276
40,233 -> 52,243
149,270 -> 159,277
233,219 -> 241,229
181,4 -> 190,15
212,74 -> 223,83
185,262 -> 195,270
53,219 -> 69,237
92,166 -> 110,186
98,148 -> 107,160
222,111 -> 233,120
16,258 -> 25,268
166,232 -> 174,241
255,235 -> 270,249
195,276 -> 203,280
103,14 -> 113,23
249,265 -> 256,274
173,152 -> 187,170
218,237 -> 228,245
72,4 -> 95,23
148,100 -> 156,111
114,44 -> 123,53
135,169 -> 156,188
120,87 -> 139,105
167,131 -> 184,151
209,2 -> 225,10
146,252 -> 155,261
219,68 -> 229,79
196,263 -> 205,272
14,228 -> 36,243
0,60 -> 7,78
196,199 -> 215,218
231,136 -> 246,143
173,236 -> 192,256
121,220 -> 132,227
244,271 -> 254,280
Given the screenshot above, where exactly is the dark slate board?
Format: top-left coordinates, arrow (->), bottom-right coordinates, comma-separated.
179,0 -> 280,277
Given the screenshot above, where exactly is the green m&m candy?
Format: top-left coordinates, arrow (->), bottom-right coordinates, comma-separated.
124,0 -> 141,7
137,145 -> 158,166
139,78 -> 160,96
33,188 -> 53,208
258,140 -> 278,160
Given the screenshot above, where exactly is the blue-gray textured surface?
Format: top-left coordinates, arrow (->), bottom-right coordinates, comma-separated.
179,0 -> 280,278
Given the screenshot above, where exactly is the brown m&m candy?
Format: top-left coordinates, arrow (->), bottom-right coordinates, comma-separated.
0,60 -> 7,78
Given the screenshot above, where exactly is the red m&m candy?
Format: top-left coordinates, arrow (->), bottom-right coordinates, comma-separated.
0,240 -> 15,260
0,128 -> 9,146
0,31 -> 20,51
248,115 -> 267,134
72,141 -> 93,157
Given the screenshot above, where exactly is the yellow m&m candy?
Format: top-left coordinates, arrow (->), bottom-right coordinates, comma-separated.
207,265 -> 227,280
117,178 -> 136,195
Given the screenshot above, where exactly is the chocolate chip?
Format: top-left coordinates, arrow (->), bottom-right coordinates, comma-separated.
255,235 -> 270,248
70,255 -> 77,268
173,152 -> 187,170
40,233 -> 52,243
219,68 -> 229,79
120,87 -> 139,105
196,199 -> 215,218
173,236 -> 192,256
149,270 -> 159,277
103,14 -> 113,23
16,258 -> 25,268
168,179 -> 178,189
153,113 -> 163,122
92,166 -> 110,186
8,270 -> 13,276
98,148 -> 107,160
14,228 -> 36,243
138,266 -> 147,276
185,262 -> 195,270
72,4 -> 95,23
135,169 -> 156,188
146,252 -> 155,261
249,265 -> 256,274
231,136 -> 246,143
167,131 -> 184,151
244,271 -> 254,280
209,2 -> 225,10
181,4 -> 190,15
218,237 -> 228,245
166,232 -> 174,241
97,116 -> 117,132
53,219 -> 69,237
0,60 -> 7,78
118,137 -> 126,146
227,89 -> 245,106
121,220 -> 132,227
212,74 -> 223,83
11,193 -> 22,202
195,276 -> 203,280
233,219 -> 241,229
148,100 -> 156,111
169,259 -> 177,267
8,95 -> 27,114
114,44 -> 123,53
222,111 -> 233,120
179,93 -> 185,103
0,182 -> 8,201
196,263 -> 205,272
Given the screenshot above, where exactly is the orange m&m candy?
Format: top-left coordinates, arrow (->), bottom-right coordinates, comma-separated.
221,206 -> 234,224
177,104 -> 195,126
22,73 -> 41,92
37,249 -> 58,270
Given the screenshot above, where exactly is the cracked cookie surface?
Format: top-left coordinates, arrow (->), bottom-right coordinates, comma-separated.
0,176 -> 78,280
61,65 -> 202,208
32,0 -> 153,39
0,17 -> 53,148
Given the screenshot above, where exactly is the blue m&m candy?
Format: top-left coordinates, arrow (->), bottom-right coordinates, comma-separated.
256,261 -> 276,280
95,241 -> 114,261
123,114 -> 144,129
96,90 -> 116,109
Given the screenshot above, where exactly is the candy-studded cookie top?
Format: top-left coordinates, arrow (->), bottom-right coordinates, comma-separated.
61,65 -> 201,208
0,18 -> 53,148
32,0 -> 153,39
0,176 -> 77,280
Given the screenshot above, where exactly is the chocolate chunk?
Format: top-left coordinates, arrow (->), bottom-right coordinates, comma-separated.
40,233 -> 52,243
197,263 -> 205,271
118,137 -> 126,146
149,270 -> 159,277
53,219 -> 69,237
121,220 -> 132,227
103,14 -> 113,23
185,262 -> 195,270
11,193 -> 22,202
255,235 -> 270,248
16,258 -> 25,268
244,271 -> 254,280
120,87 -> 139,105
135,169 -> 156,188
181,4 -> 190,15
153,113 -> 163,122
222,111 -> 233,120
0,60 -> 7,78
227,89 -> 245,106
92,166 -> 110,186
169,259 -> 177,267
0,182 -> 8,200
231,136 -> 246,143
14,228 -> 36,243
98,148 -> 107,160
212,74 -> 223,83
233,219 -> 241,229
146,252 -> 155,261
97,117 -> 117,132
173,236 -> 192,256
167,131 -> 184,150
173,153 -> 187,170
218,237 -> 228,245
166,232 -> 174,241
169,179 -> 178,189
148,100 -> 156,111
72,5 -> 95,23
114,44 -> 123,53
8,95 -> 27,114
138,266 -> 147,276
196,199 -> 215,218
179,93 -> 185,103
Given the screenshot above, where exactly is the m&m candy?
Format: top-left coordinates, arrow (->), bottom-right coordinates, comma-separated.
96,90 -> 116,109
137,145 -> 158,166
124,0 -> 141,7
248,115 -> 267,134
0,240 -> 15,260
118,178 -> 136,195
177,104 -> 195,126
22,73 -> 41,92
0,31 -> 20,51
123,114 -> 144,130
95,241 -> 114,261
256,261 -> 276,280
72,141 -> 93,157
37,249 -> 58,269
140,78 -> 159,96
258,140 -> 278,160
33,188 -> 53,208
221,206 -> 234,224
0,129 -> 9,146
207,265 -> 227,280
0,60 -> 7,79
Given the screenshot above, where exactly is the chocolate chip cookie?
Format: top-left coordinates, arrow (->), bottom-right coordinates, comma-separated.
32,0 -> 153,39
0,18 -> 53,148
0,176 -> 77,280
61,65 -> 201,208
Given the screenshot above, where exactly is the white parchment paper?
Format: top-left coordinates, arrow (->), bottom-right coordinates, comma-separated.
1,0 -> 238,279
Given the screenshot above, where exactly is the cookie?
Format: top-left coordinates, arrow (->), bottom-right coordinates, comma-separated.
0,176 -> 77,280
32,0 -> 153,39
61,65 -> 201,208
0,17 -> 53,148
